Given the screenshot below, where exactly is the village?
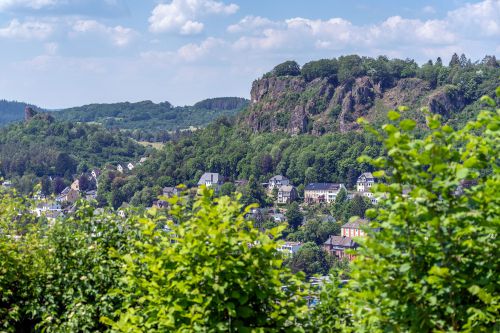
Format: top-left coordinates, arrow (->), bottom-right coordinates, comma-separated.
3,156 -> 381,264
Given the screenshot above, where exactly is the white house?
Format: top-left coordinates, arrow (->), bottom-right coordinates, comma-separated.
356,172 -> 378,204
304,183 -> 346,204
268,175 -> 290,191
117,164 -> 124,173
197,172 -> 223,188
127,163 -> 135,171
277,241 -> 303,256
33,202 -> 62,217
356,172 -> 376,192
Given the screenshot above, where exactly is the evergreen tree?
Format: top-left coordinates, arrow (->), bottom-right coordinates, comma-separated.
449,53 -> 460,67
286,202 -> 303,230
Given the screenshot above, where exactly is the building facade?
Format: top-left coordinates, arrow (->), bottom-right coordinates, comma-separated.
304,183 -> 346,204
277,185 -> 297,204
268,175 -> 290,191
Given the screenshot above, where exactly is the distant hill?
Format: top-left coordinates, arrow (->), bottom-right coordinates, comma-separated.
50,97 -> 249,132
0,114 -> 145,193
0,97 -> 249,137
0,100 -> 43,125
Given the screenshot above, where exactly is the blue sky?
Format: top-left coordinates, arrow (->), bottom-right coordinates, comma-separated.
0,0 -> 499,108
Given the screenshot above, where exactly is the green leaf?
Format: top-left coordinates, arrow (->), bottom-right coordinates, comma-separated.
399,263 -> 411,273
387,110 -> 401,121
400,119 -> 416,131
480,95 -> 496,107
456,167 -> 469,179
427,118 -> 440,130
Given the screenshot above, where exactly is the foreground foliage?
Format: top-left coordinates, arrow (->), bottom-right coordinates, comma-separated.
0,189 -> 308,332
104,188 -> 308,332
313,89 -> 500,332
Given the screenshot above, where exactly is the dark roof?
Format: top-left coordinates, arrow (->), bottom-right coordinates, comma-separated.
305,183 -> 343,191
358,172 -> 375,181
342,218 -> 369,229
323,236 -> 357,248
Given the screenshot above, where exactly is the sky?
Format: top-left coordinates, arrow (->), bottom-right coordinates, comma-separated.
0,0 -> 499,108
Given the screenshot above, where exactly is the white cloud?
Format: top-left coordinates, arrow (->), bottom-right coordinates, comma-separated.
227,15 -> 279,33
0,19 -> 53,39
177,37 -> 224,61
149,0 -> 238,34
231,13 -> 459,53
447,0 -> 500,37
180,20 -> 204,35
227,0 -> 500,63
72,20 -> 137,46
141,37 -> 225,64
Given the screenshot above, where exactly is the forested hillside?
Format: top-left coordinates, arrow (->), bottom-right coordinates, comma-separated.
0,100 -> 43,125
51,97 -> 249,140
0,114 -> 144,193
95,54 -> 500,208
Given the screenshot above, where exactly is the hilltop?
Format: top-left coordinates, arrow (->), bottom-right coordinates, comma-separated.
242,55 -> 500,134
50,97 -> 249,135
0,113 -> 145,193
0,97 -> 249,140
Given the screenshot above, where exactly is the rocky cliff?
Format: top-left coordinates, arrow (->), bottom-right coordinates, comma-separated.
243,75 -> 476,135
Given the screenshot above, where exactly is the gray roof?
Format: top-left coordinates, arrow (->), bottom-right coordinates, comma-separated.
278,185 -> 295,192
342,218 -> 369,229
324,236 -> 357,248
60,187 -> 71,195
270,175 -> 288,181
305,183 -> 343,191
358,172 -> 375,180
198,172 -> 221,185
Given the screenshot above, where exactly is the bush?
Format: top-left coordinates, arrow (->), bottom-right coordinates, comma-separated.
272,60 -> 301,77
104,188 -> 309,332
301,59 -> 338,82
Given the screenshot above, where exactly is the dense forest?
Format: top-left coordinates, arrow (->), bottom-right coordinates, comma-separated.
0,114 -> 144,193
51,97 -> 249,141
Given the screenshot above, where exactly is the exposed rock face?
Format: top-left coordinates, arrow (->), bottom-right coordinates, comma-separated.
245,76 -> 379,134
25,106 -> 37,121
243,75 -> 469,135
24,106 -> 54,123
381,78 -> 431,109
426,85 -> 466,116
